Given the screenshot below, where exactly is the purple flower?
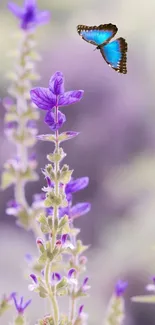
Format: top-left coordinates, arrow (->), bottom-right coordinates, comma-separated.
61,233 -> 68,244
30,71 -> 84,111
68,268 -> 76,279
11,293 -> 31,314
45,110 -> 66,131
30,273 -> 37,284
81,277 -> 90,292
70,202 -> 91,219
51,273 -> 61,282
66,177 -> 89,195
6,200 -> 22,216
115,280 -> 128,297
78,305 -> 84,316
4,121 -> 18,129
29,274 -> 38,291
8,0 -> 50,30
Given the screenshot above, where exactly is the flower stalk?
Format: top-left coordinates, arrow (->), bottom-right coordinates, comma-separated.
29,71 -> 91,324
1,0 -> 50,235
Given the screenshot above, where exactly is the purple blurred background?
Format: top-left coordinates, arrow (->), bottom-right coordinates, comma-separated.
1,0 -> 155,324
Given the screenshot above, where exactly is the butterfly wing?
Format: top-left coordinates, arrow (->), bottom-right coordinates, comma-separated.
77,23 -> 118,46
100,37 -> 128,73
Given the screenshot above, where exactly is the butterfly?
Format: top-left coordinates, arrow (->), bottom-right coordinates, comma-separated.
77,23 -> 128,74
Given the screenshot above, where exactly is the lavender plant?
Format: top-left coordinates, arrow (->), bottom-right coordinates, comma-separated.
1,0 -> 50,234
27,71 -> 91,325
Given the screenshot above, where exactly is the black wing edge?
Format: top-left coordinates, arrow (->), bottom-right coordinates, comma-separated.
100,37 -> 128,74
77,23 -> 118,42
117,37 -> 128,74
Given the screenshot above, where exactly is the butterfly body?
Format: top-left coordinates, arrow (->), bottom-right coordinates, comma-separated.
77,24 -> 127,74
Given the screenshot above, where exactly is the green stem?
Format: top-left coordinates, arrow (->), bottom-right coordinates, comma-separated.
45,260 -> 59,325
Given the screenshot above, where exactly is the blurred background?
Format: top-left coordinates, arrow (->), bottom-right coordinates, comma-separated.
1,0 -> 155,324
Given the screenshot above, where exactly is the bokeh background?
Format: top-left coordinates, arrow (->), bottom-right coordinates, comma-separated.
1,0 -> 155,324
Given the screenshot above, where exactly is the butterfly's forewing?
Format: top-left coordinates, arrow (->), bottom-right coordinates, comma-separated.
100,37 -> 127,73
77,24 -> 118,46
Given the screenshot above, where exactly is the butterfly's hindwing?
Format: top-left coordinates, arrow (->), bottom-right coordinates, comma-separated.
77,23 -> 118,46
99,37 -> 127,73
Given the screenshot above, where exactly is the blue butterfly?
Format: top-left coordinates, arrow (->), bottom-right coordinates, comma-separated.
77,23 -> 128,74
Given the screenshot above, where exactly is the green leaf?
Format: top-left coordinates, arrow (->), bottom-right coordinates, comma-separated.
38,252 -> 47,264
38,213 -> 48,225
58,131 -> 79,142
60,165 -> 73,184
36,134 -> 56,142
132,295 -> 155,303
56,277 -> 68,290
1,171 -> 15,189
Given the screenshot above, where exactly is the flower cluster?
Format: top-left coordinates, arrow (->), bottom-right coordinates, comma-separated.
8,0 -> 50,30
103,280 -> 128,325
1,0 -> 50,234
22,71 -> 91,325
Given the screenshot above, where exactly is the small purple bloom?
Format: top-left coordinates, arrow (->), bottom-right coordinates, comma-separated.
8,0 -> 50,30
30,71 -> 84,111
78,305 -> 84,316
4,121 -> 18,129
46,176 -> 52,187
30,273 -> 37,284
70,202 -> 91,219
61,233 -> 68,244
11,293 -> 31,314
52,273 -> 61,282
115,280 -> 128,297
6,200 -> 21,216
45,110 -> 66,131
68,268 -> 76,279
66,177 -> 89,194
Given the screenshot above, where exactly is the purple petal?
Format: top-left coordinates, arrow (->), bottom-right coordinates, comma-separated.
52,273 -> 61,282
19,297 -> 23,307
11,293 -> 19,311
82,277 -> 89,287
59,206 -> 69,218
115,280 -> 128,297
30,88 -> 56,110
30,274 -> 37,284
70,203 -> 91,219
78,305 -> 84,316
49,72 -> 64,96
66,177 -> 89,194
68,268 -> 76,278
7,200 -> 20,209
46,176 -> 52,187
36,11 -> 51,25
5,121 -> 18,129
8,2 -> 24,19
61,234 -> 68,244
45,110 -> 66,131
22,299 -> 31,311
58,90 -> 84,107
